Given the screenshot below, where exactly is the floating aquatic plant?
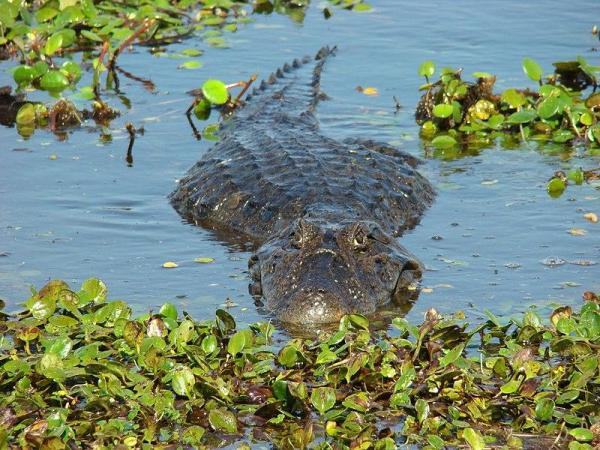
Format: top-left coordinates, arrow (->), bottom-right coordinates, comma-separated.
0,279 -> 598,448
415,57 -> 600,155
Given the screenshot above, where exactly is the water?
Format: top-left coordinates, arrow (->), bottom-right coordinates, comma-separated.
1,0 -> 599,328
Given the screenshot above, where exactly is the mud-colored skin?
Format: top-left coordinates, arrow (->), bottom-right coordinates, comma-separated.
170,47 -> 435,324
0,86 -> 27,127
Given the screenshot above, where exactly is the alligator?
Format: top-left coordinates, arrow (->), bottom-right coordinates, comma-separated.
170,46 -> 435,324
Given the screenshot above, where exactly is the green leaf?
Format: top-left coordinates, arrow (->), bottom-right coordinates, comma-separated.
13,65 -> 35,86
194,256 -> 215,263
472,71 -> 493,79
342,392 -> 370,412
81,29 -> 103,42
16,103 -> 36,125
45,336 -> 73,358
182,426 -> 205,445
180,48 -> 203,57
427,435 -> 445,449
555,389 -> 579,404
172,366 -> 195,397
208,408 -> 237,433
415,398 -> 429,423
537,97 -> 560,119
552,129 -> 574,143
501,89 -> 526,108
567,168 -> 584,185
463,428 -> 485,450
193,98 -> 212,121
431,135 -> 457,148
179,60 -> 203,70
272,379 -> 289,401
202,79 -> 229,105
433,103 -> 453,118
580,112 -> 593,126
40,70 -> 70,93
30,296 -> 56,320
78,278 -> 107,305
159,303 -> 178,320
278,345 -> 298,367
522,57 -> 544,82
418,60 -> 436,78
507,109 -> 537,124
227,330 -> 247,355
535,398 -> 555,421
569,428 -> 594,442
61,61 -> 82,83
353,3 -> 372,11
44,32 -> 64,56
311,387 -> 336,414
201,334 -> 218,354
440,343 -> 464,367
500,378 -> 521,394
347,314 -> 369,330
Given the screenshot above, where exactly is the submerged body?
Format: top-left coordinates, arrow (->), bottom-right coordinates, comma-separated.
170,47 -> 435,324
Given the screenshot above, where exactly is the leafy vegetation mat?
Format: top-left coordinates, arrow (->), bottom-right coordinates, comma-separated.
0,0 -> 372,137
415,57 -> 600,157
0,279 -> 598,449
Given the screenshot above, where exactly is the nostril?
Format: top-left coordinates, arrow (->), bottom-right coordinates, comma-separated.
403,260 -> 421,273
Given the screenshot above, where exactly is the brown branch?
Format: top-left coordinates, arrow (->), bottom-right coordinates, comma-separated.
108,19 -> 155,70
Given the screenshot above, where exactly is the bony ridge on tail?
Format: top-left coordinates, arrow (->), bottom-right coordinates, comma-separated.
170,46 -> 435,324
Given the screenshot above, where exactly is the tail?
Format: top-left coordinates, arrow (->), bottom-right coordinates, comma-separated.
238,46 -> 337,118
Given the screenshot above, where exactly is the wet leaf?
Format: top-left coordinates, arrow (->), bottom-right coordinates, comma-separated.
179,60 -> 203,70
202,79 -> 229,105
431,135 -> 457,148
501,89 -> 526,108
172,366 -> 195,397
40,70 -> 69,93
13,65 -> 35,86
440,343 -> 464,367
547,177 -> 566,196
194,257 -> 215,263
507,109 -> 537,124
463,427 -> 485,450
418,60 -> 436,79
359,86 -> 379,96
193,99 -> 212,121
311,387 -> 336,414
569,428 -> 594,442
535,398 -> 555,421
433,103 -> 453,118
522,57 -> 544,82
227,330 -> 248,355
16,103 -> 36,125
208,408 -> 237,433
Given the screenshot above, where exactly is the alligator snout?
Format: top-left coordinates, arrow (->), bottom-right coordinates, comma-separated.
251,219 -> 425,324
276,287 -> 353,324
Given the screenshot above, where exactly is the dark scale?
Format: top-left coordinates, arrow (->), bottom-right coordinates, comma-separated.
171,47 -> 435,325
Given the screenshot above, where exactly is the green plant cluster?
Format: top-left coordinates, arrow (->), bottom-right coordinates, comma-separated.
1,0 -> 371,137
0,279 -> 598,449
415,57 -> 600,154
546,166 -> 600,198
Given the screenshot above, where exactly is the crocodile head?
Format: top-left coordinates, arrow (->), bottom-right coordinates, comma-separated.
248,218 -> 422,324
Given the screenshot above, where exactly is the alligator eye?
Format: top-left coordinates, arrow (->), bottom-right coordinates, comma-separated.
352,228 -> 368,251
290,230 -> 303,249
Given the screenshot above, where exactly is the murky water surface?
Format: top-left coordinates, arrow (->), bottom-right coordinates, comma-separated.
1,0 -> 599,328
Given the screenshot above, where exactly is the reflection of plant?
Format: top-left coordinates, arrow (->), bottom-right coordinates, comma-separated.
1,278 -> 598,448
415,57 -> 600,152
